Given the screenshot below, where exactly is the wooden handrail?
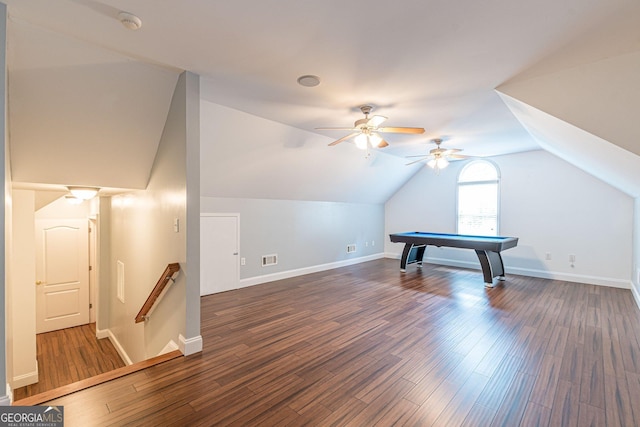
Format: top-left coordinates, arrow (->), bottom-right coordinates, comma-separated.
135,263 -> 181,323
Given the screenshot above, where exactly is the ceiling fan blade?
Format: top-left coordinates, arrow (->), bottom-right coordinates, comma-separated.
405,157 -> 429,166
367,115 -> 387,127
376,138 -> 389,148
316,127 -> 357,131
378,126 -> 425,134
448,154 -> 471,160
328,132 -> 360,146
406,154 -> 431,158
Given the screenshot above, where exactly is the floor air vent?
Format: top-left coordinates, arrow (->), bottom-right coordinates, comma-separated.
262,254 -> 278,266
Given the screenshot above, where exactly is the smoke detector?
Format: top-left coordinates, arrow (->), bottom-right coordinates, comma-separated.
118,12 -> 142,30
297,75 -> 321,87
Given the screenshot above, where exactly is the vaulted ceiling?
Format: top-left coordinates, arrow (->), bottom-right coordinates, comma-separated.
3,0 -> 640,201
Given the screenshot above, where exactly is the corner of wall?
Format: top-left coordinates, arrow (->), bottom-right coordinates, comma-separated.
179,334 -> 202,356
1,1 -> 11,404
631,281 -> 640,311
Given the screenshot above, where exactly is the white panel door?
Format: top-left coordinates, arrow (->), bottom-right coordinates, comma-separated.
200,214 -> 239,295
36,219 -> 90,333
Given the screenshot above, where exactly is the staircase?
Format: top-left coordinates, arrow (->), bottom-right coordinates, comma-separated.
12,350 -> 182,406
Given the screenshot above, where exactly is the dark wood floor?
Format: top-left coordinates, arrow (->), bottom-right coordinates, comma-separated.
44,259 -> 640,426
13,323 -> 126,400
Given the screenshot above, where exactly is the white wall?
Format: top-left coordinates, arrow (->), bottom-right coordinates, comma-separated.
201,197 -> 384,284
385,150 -> 633,288
35,195 -> 90,220
107,71 -> 199,363
10,190 -> 37,388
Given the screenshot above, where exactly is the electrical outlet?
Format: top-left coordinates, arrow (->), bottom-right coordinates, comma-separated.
241,257 -> 246,266
365,241 -> 369,247
569,254 -> 576,263
372,240 -> 375,246
545,252 -> 551,260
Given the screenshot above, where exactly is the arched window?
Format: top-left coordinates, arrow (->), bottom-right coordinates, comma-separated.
457,160 -> 500,236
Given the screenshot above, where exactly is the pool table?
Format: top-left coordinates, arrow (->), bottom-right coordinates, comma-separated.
389,231 -> 519,287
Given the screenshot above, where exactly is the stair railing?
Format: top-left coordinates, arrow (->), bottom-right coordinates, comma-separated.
135,263 -> 181,323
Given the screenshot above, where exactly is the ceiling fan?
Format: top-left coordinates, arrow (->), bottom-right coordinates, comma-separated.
405,138 -> 469,170
316,105 -> 425,150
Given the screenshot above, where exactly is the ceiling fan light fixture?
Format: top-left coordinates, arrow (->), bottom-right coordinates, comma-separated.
355,133 -> 368,150
67,186 -> 100,200
437,157 -> 450,169
369,132 -> 383,148
426,156 -> 450,170
65,195 -> 84,205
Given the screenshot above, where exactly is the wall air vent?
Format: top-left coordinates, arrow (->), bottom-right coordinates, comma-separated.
117,260 -> 125,303
262,254 -> 278,267
347,244 -> 356,253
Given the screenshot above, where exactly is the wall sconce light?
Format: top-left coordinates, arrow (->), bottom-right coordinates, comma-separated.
67,186 -> 100,200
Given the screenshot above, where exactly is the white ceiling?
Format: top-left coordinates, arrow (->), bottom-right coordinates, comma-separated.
3,0 -> 640,197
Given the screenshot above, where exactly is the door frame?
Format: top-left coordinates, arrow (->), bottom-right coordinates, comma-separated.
200,213 -> 240,295
88,216 -> 98,324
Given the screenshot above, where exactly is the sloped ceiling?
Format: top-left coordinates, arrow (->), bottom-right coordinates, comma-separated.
200,101 -> 420,204
497,49 -> 640,197
498,93 -> 640,198
7,16 -> 179,190
3,0 -> 640,202
498,51 -> 640,157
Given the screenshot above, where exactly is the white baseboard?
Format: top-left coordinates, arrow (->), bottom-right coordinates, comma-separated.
97,328 -> 133,365
95,327 -> 110,340
505,266 -> 631,289
384,252 -> 631,289
12,364 -> 38,388
631,282 -> 640,310
2,384 -> 12,406
239,253 -> 385,289
179,334 -> 203,356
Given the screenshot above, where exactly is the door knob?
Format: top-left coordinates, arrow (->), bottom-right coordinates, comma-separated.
36,280 -> 43,285
233,252 -> 238,255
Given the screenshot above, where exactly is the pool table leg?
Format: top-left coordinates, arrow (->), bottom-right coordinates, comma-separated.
399,243 -> 426,272
475,249 -> 506,287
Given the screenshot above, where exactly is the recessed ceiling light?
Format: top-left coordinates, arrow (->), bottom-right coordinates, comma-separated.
297,75 -> 321,87
118,11 -> 142,30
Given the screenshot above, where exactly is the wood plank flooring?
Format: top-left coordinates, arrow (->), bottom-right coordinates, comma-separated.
42,259 -> 640,426
13,323 -> 126,400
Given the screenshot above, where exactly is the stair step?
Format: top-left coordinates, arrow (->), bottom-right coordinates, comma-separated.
12,350 -> 182,406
